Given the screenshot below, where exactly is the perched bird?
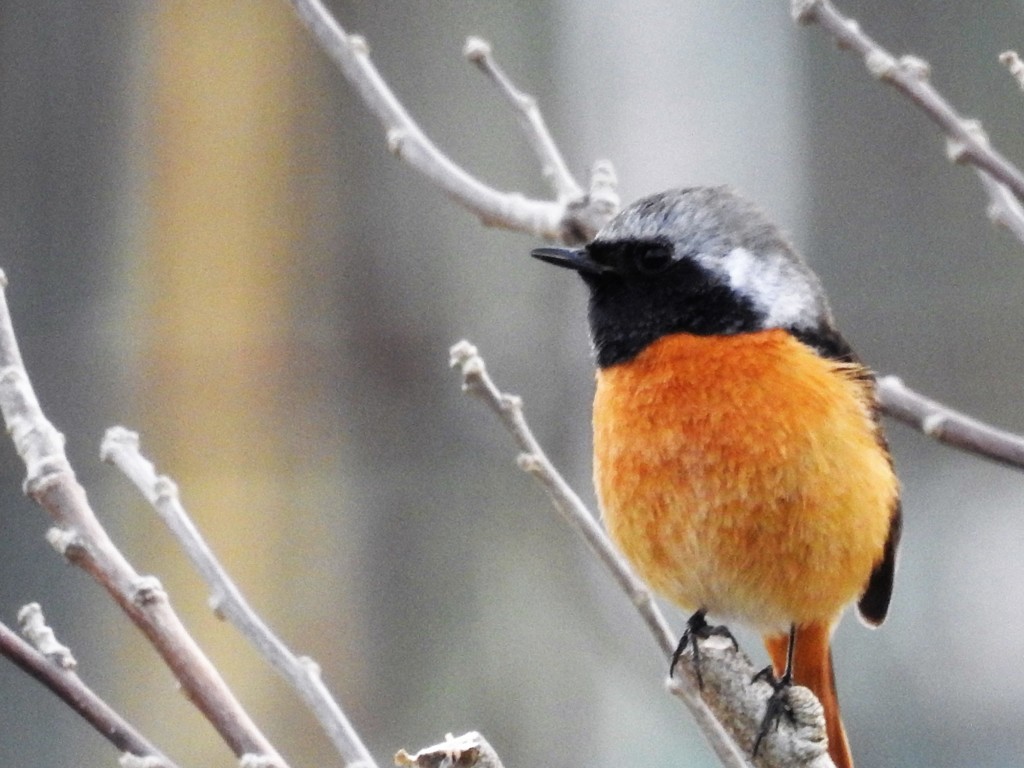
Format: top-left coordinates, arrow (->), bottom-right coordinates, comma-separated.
532,186 -> 900,768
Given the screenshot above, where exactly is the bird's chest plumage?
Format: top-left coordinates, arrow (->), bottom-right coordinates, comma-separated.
592,329 -> 897,630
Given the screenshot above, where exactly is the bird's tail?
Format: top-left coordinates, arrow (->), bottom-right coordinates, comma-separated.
763,621 -> 853,768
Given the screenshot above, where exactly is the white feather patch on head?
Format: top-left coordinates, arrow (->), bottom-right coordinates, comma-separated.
699,246 -> 827,330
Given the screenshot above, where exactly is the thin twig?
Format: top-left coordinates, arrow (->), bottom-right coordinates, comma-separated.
0,616 -> 177,766
876,376 -> 1024,470
450,340 -> 840,768
0,271 -> 285,767
792,0 -> 1024,242
975,168 -> 1024,244
463,37 -> 583,202
285,0 -> 616,242
448,343 -> 673,653
999,50 -> 1024,91
17,602 -> 76,670
101,428 -> 378,768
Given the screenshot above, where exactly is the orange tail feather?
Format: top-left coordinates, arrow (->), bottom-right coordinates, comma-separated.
763,622 -> 853,768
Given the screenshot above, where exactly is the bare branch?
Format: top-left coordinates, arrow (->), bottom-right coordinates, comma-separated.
0,615 -> 176,766
668,635 -> 834,768
999,50 -> 1024,90
0,271 -> 285,767
793,0 -> 1024,241
395,732 -> 505,768
567,160 -> 621,244
976,168 -> 1024,243
463,36 -> 583,202
448,343 -> 673,652
101,428 -> 378,768
17,602 -> 76,669
876,375 -> 1024,470
450,341 -> 837,768
285,0 -> 615,242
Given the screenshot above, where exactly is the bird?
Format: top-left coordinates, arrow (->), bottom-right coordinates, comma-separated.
531,186 -> 901,768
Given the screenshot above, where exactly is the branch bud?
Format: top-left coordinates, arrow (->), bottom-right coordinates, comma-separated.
945,119 -> 989,164
790,0 -> 822,25
898,55 -> 931,80
131,576 -> 168,607
865,49 -> 897,80
462,36 -> 491,63
17,602 -> 77,670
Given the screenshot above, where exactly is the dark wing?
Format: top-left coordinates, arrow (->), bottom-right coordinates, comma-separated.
793,322 -> 902,626
857,502 -> 902,625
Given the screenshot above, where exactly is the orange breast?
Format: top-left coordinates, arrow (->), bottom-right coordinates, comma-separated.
593,329 -> 897,631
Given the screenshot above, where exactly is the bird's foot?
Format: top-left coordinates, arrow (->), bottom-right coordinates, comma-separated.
751,665 -> 795,757
669,610 -> 739,689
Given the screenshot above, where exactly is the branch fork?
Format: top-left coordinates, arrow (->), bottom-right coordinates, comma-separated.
287,0 -> 617,242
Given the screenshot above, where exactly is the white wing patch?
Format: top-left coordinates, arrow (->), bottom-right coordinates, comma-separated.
702,247 -> 826,330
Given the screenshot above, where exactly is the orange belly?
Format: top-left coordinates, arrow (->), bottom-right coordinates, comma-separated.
593,329 -> 898,631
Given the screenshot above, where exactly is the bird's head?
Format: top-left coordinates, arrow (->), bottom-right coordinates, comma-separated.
532,186 -> 836,367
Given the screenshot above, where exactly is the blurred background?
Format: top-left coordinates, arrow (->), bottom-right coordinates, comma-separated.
1,2 -> 1023,766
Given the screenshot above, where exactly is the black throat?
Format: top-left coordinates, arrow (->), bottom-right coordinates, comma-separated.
583,265 -> 762,368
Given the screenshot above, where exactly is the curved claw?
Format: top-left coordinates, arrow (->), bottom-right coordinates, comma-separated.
752,656 -> 795,756
669,610 -> 739,689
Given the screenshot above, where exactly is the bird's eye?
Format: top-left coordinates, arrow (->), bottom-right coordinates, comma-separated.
634,244 -> 675,275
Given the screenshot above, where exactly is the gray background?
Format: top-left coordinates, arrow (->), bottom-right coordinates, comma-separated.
1,2 -> 1023,767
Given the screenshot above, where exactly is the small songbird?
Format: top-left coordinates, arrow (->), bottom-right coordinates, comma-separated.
532,186 -> 900,768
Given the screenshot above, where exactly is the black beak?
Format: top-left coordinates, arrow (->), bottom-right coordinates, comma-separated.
531,246 -> 613,275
